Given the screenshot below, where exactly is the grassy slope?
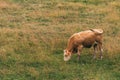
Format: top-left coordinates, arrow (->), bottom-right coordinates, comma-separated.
0,0 -> 120,80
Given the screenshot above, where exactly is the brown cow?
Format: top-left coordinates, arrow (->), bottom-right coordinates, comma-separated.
64,29 -> 103,61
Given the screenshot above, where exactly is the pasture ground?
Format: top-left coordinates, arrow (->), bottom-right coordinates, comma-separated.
0,0 -> 120,80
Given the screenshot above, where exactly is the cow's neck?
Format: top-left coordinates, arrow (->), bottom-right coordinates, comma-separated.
66,43 -> 73,52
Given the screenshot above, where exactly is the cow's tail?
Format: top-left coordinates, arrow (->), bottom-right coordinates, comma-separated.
90,29 -> 103,35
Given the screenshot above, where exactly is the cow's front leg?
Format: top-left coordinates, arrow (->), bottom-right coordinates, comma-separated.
77,45 -> 83,61
77,50 -> 80,60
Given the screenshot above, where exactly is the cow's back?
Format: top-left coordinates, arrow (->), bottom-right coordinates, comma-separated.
71,30 -> 101,48
67,29 -> 103,50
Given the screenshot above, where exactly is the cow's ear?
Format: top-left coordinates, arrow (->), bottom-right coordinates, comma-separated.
64,50 -> 67,53
64,50 -> 66,53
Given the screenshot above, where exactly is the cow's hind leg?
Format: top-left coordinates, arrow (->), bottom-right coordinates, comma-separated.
98,43 -> 103,60
93,43 -> 98,59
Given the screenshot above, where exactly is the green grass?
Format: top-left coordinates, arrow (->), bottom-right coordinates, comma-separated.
0,0 -> 120,80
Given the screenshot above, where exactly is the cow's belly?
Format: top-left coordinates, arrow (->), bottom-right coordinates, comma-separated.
83,43 -> 92,48
82,40 -> 95,48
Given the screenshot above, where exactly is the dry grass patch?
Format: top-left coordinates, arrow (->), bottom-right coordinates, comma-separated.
28,67 -> 39,79
0,68 -> 13,75
104,36 -> 120,58
105,8 -> 120,21
0,1 -> 21,9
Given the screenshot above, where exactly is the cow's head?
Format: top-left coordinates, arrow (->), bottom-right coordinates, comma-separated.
63,49 -> 71,61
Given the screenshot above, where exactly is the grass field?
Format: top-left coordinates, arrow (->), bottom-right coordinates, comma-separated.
0,0 -> 120,80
